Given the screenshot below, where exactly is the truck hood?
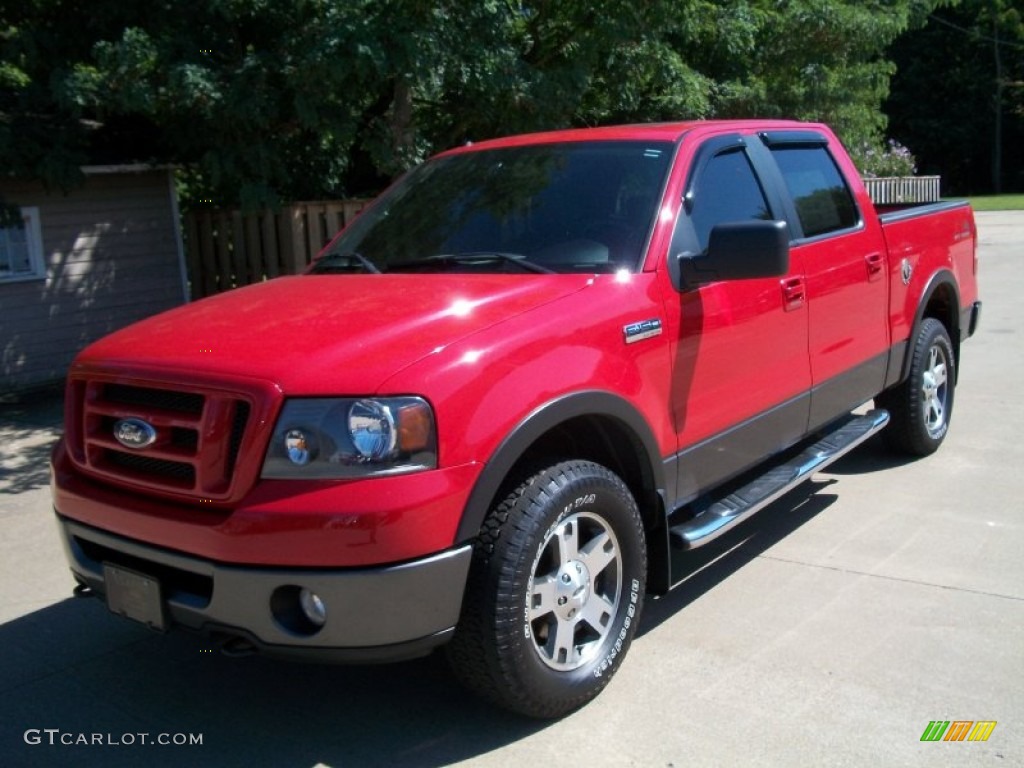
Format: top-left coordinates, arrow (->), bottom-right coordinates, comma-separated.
75,274 -> 593,393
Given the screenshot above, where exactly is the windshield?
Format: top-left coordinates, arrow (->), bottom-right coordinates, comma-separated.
312,141 -> 674,275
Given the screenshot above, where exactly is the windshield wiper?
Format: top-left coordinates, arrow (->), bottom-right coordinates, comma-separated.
476,252 -> 555,274
390,252 -> 555,274
311,251 -> 382,275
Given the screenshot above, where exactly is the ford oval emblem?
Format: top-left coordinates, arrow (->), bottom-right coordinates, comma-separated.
113,418 -> 158,450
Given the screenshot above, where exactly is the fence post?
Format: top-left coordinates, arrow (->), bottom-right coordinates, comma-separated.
262,211 -> 280,279
197,212 -> 218,298
183,212 -> 202,300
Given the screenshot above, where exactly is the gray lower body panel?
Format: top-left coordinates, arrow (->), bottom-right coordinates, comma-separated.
58,516 -> 471,662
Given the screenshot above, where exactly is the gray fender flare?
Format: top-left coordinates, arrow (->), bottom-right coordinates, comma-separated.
454,390 -> 668,544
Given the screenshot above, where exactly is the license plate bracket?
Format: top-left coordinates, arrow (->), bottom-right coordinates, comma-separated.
103,563 -> 167,631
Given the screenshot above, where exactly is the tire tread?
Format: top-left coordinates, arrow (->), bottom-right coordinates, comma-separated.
446,460 -> 645,718
878,317 -> 955,456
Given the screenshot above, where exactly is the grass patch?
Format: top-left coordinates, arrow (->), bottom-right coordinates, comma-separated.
965,194 -> 1024,211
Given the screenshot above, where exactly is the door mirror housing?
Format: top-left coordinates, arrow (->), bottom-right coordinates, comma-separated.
677,220 -> 790,289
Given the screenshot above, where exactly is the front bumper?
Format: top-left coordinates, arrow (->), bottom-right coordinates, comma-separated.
58,516 -> 472,662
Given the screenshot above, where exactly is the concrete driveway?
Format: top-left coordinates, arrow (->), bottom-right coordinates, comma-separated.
1,212 -> 1020,767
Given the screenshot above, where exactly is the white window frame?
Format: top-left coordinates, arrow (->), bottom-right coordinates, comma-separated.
0,206 -> 46,283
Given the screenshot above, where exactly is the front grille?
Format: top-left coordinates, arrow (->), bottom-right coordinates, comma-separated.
225,401 -> 251,479
105,452 -> 197,487
69,377 -> 256,502
103,383 -> 205,415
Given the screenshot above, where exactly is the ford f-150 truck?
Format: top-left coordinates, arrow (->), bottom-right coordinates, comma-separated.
51,120 -> 980,718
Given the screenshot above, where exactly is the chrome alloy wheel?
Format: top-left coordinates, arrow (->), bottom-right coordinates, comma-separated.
527,512 -> 622,671
921,343 -> 950,438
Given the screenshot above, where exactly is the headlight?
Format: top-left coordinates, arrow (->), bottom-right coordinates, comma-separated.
261,397 -> 437,479
348,399 -> 396,460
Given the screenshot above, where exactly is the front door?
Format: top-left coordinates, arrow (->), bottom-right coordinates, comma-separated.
663,135 -> 812,504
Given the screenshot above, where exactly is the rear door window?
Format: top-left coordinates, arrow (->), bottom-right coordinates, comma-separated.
770,146 -> 859,238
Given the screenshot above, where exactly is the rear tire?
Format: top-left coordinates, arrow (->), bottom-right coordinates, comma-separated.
877,318 -> 955,456
446,460 -> 646,719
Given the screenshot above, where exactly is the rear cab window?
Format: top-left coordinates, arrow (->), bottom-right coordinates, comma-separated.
766,144 -> 860,239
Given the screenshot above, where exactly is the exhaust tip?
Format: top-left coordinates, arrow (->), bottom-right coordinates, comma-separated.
73,583 -> 95,598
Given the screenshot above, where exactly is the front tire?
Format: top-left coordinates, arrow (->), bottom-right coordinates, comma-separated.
877,317 -> 956,456
446,460 -> 647,718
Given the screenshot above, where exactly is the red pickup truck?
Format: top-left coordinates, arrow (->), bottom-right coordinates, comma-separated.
52,120 -> 980,718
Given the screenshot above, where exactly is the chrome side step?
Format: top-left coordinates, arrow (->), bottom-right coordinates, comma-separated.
669,409 -> 889,550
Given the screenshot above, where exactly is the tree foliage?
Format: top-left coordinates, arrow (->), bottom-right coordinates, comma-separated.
2,0 -> 944,207
887,0 -> 1024,194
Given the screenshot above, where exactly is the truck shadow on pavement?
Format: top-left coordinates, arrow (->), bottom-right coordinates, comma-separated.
641,434 -> 905,635
1,596 -> 542,768
816,432 -> 920,475
1,433 -> 903,768
639,475 -> 839,636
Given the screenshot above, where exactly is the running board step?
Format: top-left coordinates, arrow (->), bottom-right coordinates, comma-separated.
669,409 -> 889,550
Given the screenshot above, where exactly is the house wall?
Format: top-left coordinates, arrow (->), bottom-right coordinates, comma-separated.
0,168 -> 186,393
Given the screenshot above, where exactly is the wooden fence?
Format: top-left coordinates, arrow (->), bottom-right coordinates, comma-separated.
183,179 -> 941,299
863,176 -> 941,205
182,199 -> 369,299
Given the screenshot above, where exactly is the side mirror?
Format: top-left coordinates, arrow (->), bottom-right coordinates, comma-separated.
677,220 -> 789,289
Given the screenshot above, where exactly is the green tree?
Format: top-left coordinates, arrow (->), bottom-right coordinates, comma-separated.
3,0 -> 949,208
732,1 -> 921,147
1,1 -> 143,206
887,0 -> 1024,194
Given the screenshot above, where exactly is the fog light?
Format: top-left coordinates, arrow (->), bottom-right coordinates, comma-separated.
299,588 -> 327,627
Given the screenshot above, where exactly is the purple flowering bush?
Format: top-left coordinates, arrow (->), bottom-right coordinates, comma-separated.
853,139 -> 918,178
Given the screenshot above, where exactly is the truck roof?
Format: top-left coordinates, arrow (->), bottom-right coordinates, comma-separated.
438,119 -> 824,156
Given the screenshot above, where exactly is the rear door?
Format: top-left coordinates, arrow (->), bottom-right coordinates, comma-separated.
758,132 -> 890,430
